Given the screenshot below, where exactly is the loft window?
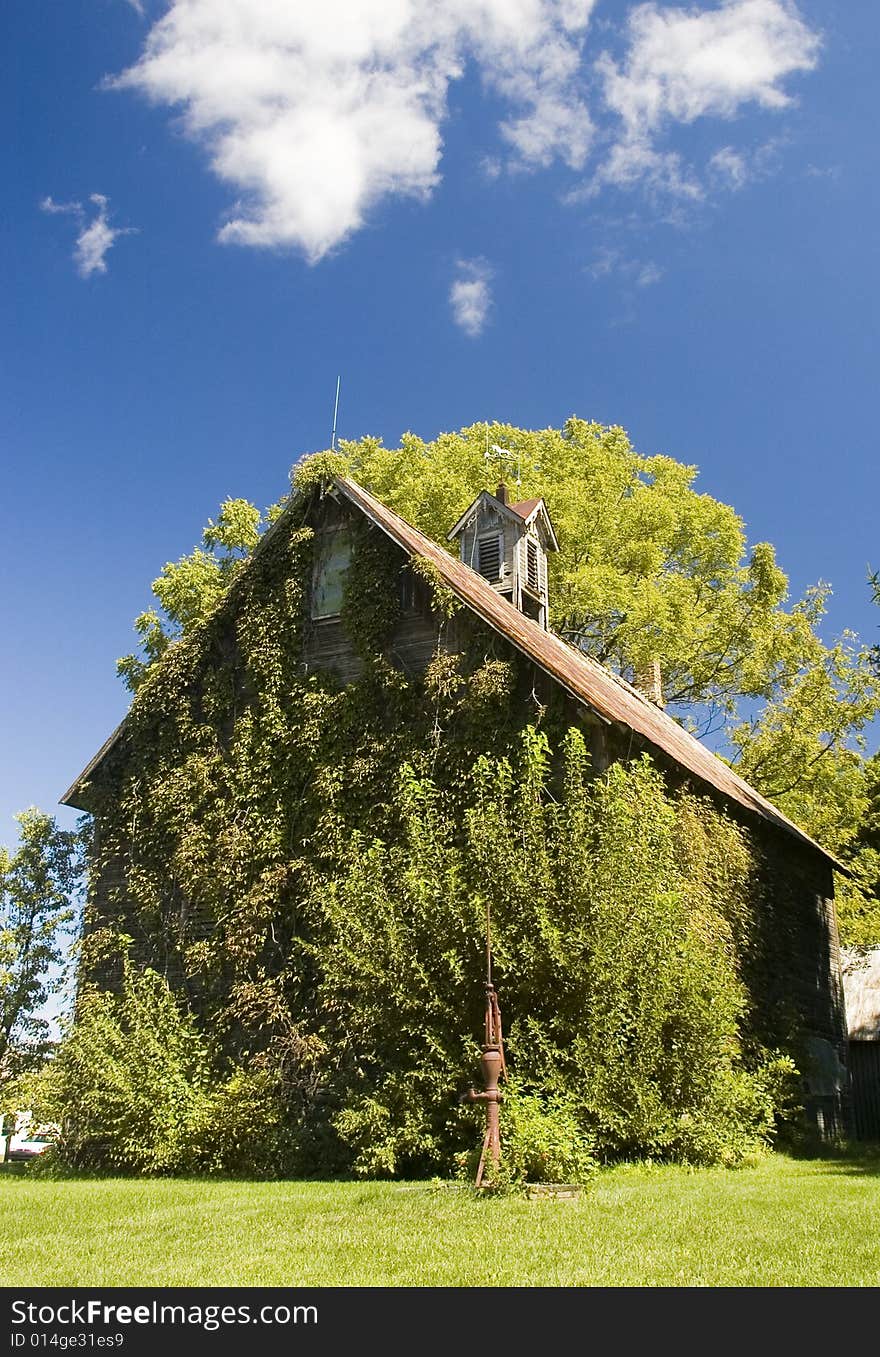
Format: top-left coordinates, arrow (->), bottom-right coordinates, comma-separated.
311,531 -> 351,619
526,538 -> 540,593
477,533 -> 502,582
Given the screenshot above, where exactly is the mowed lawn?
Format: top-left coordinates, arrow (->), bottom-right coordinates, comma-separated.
2,1153 -> 880,1287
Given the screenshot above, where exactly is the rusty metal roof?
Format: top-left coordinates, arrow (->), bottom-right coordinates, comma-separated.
335,476 -> 842,870
60,473 -> 843,871
509,497 -> 542,519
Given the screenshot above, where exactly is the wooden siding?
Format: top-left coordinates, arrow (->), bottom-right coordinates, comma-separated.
457,506 -> 518,598
301,511 -> 440,682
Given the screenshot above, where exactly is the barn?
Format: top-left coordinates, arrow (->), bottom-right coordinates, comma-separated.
61,473 -> 851,1144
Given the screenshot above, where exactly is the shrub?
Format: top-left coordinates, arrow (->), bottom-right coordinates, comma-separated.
317,734 -> 788,1172
492,1085 -> 597,1185
25,961 -> 298,1176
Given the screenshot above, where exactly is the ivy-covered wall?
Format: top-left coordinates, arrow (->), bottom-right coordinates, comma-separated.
70,484 -> 848,1172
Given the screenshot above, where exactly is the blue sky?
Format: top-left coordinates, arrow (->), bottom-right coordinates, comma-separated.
3,0 -> 878,844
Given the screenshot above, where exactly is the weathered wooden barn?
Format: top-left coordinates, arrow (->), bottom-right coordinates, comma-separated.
62,475 -> 851,1135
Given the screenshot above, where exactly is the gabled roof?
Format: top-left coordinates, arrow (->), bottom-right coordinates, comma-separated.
61,473 -> 842,872
446,489 -> 559,552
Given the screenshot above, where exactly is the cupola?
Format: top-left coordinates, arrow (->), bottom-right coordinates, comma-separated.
447,483 -> 558,629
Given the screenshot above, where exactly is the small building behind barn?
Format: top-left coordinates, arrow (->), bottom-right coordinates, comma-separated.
843,948 -> 880,1140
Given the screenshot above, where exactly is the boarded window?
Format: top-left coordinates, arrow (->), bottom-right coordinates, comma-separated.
312,531 -> 351,618
526,538 -> 539,593
477,534 -> 502,582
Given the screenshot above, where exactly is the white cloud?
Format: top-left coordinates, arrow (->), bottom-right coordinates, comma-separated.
636,260 -> 663,286
41,193 -> 136,278
450,258 -> 493,336
111,0 -> 597,261
74,195 -> 126,277
108,0 -> 821,261
596,0 -> 820,195
40,195 -> 82,216
709,137 -> 784,189
588,246 -> 662,287
709,145 -> 750,188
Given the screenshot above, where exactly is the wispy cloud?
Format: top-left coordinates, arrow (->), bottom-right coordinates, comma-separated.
804,162 -> 841,181
450,258 -> 493,337
40,193 -> 137,277
588,246 -> 663,287
40,196 -> 83,216
709,146 -> 751,189
709,137 -> 784,190
594,0 -> 820,198
635,259 -> 663,287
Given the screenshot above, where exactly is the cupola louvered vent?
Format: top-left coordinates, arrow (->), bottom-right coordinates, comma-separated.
477,535 -> 501,581
447,487 -> 558,630
526,539 -> 539,593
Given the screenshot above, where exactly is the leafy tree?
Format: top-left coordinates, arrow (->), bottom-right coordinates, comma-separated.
837,752 -> 880,951
117,498 -> 265,691
727,601 -> 877,856
0,811 -> 81,1146
117,420 -> 878,855
833,576 -> 880,949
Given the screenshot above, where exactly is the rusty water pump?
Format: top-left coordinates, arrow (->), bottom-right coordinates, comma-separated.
459,907 -> 506,1187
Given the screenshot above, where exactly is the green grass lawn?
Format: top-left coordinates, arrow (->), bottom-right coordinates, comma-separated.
2,1152 -> 879,1287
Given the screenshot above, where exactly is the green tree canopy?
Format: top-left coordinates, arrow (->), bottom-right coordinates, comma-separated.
839,752 -> 880,951
117,498 -> 265,692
